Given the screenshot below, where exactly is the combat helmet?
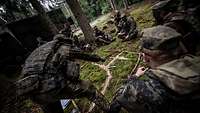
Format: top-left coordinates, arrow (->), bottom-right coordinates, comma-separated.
22,34 -> 72,77
141,25 -> 182,51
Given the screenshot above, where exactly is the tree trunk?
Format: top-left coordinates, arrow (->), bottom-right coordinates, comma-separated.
29,0 -> 58,37
123,0 -> 129,9
65,0 -> 95,43
108,0 -> 117,10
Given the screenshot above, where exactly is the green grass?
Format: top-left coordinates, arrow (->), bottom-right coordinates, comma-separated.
79,1 -> 154,112
131,3 -> 155,29
80,63 -> 107,88
21,1 -> 155,113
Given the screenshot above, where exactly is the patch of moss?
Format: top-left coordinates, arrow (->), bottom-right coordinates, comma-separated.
130,4 -> 155,29
80,63 -> 107,88
79,1 -> 154,112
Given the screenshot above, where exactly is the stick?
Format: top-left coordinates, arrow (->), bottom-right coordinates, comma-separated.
130,53 -> 142,75
72,100 -> 81,113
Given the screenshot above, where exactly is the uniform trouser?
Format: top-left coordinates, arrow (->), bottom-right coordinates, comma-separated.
32,80 -> 109,113
59,80 -> 110,112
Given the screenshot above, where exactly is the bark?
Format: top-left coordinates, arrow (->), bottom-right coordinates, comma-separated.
29,0 -> 58,37
65,0 -> 95,43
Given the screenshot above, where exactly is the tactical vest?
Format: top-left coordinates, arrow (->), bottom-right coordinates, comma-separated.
22,40 -> 58,76
152,55 -> 200,96
18,38 -> 79,95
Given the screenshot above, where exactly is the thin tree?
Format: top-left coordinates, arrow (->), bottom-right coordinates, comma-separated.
123,0 -> 129,9
108,0 -> 117,10
65,0 -> 95,43
29,0 -> 58,36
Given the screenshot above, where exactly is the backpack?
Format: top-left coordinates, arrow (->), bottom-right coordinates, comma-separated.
152,55 -> 200,95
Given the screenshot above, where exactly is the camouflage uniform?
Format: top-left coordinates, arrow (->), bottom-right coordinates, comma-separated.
117,15 -> 138,41
179,0 -> 200,10
163,11 -> 200,54
152,0 -> 200,54
114,10 -> 122,33
16,34 -> 109,113
94,26 -> 115,45
152,0 -> 180,25
109,26 -> 200,113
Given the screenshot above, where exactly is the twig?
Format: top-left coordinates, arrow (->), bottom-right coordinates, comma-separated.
72,100 -> 81,113
80,63 -> 88,69
87,51 -> 140,112
130,53 -> 142,75
87,52 -> 123,112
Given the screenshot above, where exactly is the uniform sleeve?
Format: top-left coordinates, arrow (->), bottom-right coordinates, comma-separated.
110,74 -> 168,113
51,45 -> 70,66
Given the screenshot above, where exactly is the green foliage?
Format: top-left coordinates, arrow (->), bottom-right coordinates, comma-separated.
80,63 -> 107,87
78,0 -> 146,21
99,0 -> 110,14
11,1 -> 154,113
79,2 -> 154,112
130,3 -> 155,28
79,0 -> 111,21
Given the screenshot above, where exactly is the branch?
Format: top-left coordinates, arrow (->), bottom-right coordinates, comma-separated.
130,53 -> 142,75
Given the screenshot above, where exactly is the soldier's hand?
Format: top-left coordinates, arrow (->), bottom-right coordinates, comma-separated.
135,67 -> 148,77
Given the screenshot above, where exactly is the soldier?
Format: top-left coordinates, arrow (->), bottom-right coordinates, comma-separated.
59,21 -> 72,38
152,0 -> 180,25
117,14 -> 138,41
113,10 -> 122,33
93,26 -> 115,45
16,34 -> 110,113
152,0 -> 200,55
179,0 -> 200,10
109,26 -> 200,113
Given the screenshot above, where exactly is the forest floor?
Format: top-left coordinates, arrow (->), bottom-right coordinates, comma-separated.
73,1 -> 155,113
23,1 -> 155,113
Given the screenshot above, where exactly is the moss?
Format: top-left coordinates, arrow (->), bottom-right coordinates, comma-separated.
111,52 -> 137,77
80,63 -> 107,88
77,1 -> 155,112
130,4 -> 155,29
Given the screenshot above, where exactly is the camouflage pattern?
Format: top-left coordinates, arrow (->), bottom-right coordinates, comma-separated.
109,25 -> 200,113
59,22 -> 72,37
16,34 -> 110,112
152,0 -> 180,25
114,10 -> 122,31
141,25 -> 181,51
163,10 -> 200,54
117,15 -> 138,41
94,26 -> 115,45
179,0 -> 200,9
152,55 -> 200,95
152,0 -> 200,54
152,0 -> 176,24
109,69 -> 200,113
